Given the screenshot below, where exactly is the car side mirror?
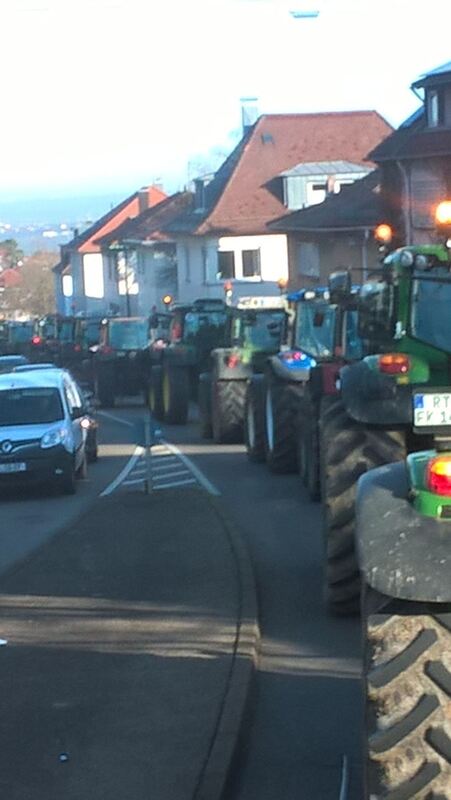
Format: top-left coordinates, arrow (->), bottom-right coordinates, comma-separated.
71,407 -> 84,420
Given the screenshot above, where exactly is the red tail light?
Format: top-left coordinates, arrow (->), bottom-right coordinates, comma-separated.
32,335 -> 42,345
378,353 -> 410,374
101,345 -> 113,354
74,344 -> 82,352
227,354 -> 241,368
427,455 -> 451,495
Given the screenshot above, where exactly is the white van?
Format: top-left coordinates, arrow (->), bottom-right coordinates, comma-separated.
0,368 -> 88,494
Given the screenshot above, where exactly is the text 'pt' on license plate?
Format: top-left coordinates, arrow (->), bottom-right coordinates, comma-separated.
0,462 -> 26,474
414,393 -> 451,426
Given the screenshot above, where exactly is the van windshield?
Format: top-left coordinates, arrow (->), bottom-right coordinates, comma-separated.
0,388 -> 64,425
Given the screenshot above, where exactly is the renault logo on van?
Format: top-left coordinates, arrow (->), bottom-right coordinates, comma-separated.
0,441 -> 13,454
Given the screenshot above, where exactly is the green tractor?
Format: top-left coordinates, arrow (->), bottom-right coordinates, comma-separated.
198,297 -> 288,443
355,203 -> 451,799
148,298 -> 228,424
321,208 -> 451,616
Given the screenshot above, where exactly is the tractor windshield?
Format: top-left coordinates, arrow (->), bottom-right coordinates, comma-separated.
183,311 -> 227,345
242,310 -> 286,350
109,319 -> 149,350
411,274 -> 451,353
295,303 -> 335,358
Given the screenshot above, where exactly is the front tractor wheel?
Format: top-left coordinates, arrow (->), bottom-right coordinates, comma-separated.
162,366 -> 189,424
363,589 -> 451,799
264,377 -> 303,473
211,379 -> 246,444
320,397 -> 405,616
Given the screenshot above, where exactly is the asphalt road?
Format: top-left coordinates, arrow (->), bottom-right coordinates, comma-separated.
0,399 -> 363,799
110,404 -> 364,800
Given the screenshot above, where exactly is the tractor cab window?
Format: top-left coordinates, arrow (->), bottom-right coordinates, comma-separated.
242,310 -> 286,349
411,273 -> 451,354
358,281 -> 396,344
183,311 -> 227,344
109,319 -> 149,350
295,302 -> 335,358
59,319 -> 75,343
9,322 -> 34,343
344,310 -> 364,360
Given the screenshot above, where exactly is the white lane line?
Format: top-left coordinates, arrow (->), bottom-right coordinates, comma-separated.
338,755 -> 349,800
154,478 -> 197,490
100,446 -> 145,497
161,439 -> 221,496
153,469 -> 191,481
97,411 -> 136,428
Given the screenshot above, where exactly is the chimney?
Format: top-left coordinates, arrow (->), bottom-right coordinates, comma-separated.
240,97 -> 259,136
138,187 -> 150,215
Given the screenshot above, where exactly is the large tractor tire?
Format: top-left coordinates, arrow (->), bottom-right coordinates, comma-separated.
297,398 -> 321,501
212,379 -> 246,444
149,365 -> 164,420
264,375 -> 304,473
319,396 -> 405,616
363,589 -> 451,800
198,372 -> 212,439
244,376 -> 266,463
162,366 -> 189,424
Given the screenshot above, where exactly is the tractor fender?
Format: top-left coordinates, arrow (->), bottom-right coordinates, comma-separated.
211,348 -> 252,381
356,461 -> 451,602
340,360 -> 412,425
267,353 -> 311,383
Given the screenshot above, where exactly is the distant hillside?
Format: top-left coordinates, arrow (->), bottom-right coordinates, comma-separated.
0,193 -> 129,226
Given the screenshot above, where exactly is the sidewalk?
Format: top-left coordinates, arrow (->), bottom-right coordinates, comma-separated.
0,488 -> 259,800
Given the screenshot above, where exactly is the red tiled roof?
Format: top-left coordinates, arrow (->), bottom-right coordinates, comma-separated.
95,192 -> 193,248
67,185 -> 167,255
191,112 -> 392,236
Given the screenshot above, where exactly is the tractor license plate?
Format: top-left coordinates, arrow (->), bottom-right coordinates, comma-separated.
413,392 -> 451,427
0,462 -> 26,474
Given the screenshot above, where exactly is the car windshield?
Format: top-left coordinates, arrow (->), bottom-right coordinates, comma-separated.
243,310 -> 286,349
295,303 -> 335,358
9,323 -> 34,343
0,388 -> 64,425
109,320 -> 149,350
411,274 -> 451,353
40,319 -> 57,338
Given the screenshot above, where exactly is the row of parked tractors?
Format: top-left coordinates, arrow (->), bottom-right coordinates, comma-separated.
147,204 -> 451,799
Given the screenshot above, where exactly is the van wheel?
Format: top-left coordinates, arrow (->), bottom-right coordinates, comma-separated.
61,461 -> 77,495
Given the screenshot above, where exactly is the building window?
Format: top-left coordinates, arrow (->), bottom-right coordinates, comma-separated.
217,251 -> 235,280
242,249 -> 261,278
297,242 -> 320,278
428,89 -> 443,128
83,253 -> 104,299
62,274 -> 73,297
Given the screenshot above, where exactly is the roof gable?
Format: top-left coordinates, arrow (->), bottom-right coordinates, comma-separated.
169,111 -> 392,237
65,185 -> 167,255
95,192 -> 193,248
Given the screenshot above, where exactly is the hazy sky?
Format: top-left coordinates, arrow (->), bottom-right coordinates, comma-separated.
1,0 -> 450,200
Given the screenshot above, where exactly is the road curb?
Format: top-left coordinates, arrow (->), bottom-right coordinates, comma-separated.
192,493 -> 260,800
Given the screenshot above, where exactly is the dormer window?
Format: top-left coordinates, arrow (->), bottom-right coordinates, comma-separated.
427,89 -> 443,127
